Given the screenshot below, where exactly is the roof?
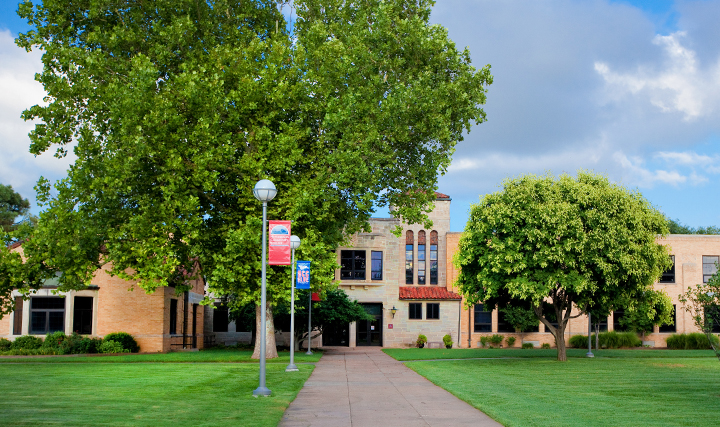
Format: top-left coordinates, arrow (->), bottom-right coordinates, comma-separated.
435,192 -> 451,201
399,286 -> 462,300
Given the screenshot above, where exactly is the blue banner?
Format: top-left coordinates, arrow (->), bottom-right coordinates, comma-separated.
296,260 -> 311,289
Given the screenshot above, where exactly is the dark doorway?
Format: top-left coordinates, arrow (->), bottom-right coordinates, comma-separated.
356,303 -> 383,346
323,322 -> 349,346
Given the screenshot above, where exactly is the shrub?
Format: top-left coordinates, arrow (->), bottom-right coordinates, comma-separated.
0,338 -> 12,351
0,347 -> 59,356
569,334 -> 588,348
598,331 -> 641,348
61,333 -> 103,354
666,333 -> 719,349
443,334 -> 453,348
103,332 -> 140,353
521,342 -> 534,349
479,336 -> 490,348
416,334 -> 427,348
541,343 -> 551,349
42,331 -> 67,350
490,334 -> 503,346
505,336 -> 516,347
98,340 -> 129,354
11,335 -> 44,350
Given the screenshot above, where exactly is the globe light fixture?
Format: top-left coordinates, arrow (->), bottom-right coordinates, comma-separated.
253,179 -> 277,202
286,235 -> 301,372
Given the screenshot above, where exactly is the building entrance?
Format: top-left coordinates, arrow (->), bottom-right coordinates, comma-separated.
356,303 -> 383,346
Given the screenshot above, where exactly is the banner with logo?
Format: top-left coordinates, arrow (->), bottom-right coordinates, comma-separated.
296,260 -> 311,289
268,220 -> 291,265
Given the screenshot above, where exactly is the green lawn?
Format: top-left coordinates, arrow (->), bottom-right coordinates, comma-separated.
386,349 -> 720,427
383,347 -> 717,360
0,349 -> 317,426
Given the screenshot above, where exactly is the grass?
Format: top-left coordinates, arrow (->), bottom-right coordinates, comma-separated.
383,347 -> 718,360
0,347 -> 323,364
386,349 -> 720,427
0,349 -> 317,426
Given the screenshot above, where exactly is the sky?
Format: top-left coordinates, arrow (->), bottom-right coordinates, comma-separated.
1,1 -> 720,232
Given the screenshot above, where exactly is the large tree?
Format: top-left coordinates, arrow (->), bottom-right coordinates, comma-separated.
455,172 -> 672,361
0,184 -> 30,233
5,0 -> 491,357
680,274 -> 720,362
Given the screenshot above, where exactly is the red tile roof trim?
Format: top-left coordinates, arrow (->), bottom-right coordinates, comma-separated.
399,286 -> 462,300
435,191 -> 451,200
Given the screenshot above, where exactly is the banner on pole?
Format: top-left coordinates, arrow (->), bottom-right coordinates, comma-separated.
268,220 -> 291,265
296,260 -> 311,289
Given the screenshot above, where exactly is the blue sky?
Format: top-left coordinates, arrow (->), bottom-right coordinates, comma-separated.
2,1 -> 720,232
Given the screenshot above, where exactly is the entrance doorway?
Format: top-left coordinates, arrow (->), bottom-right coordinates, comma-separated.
322,322 -> 349,346
356,303 -> 383,346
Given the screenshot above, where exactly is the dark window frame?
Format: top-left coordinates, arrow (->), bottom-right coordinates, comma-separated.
418,243 -> 426,285
72,296 -> 93,335
426,303 -> 440,320
13,297 -> 23,335
474,304 -> 492,332
703,255 -> 718,283
613,309 -> 626,332
371,251 -> 383,281
30,297 -> 65,335
660,255 -> 675,283
341,250 -> 366,281
170,298 -> 178,335
497,309 -> 515,333
213,303 -> 229,333
409,303 -> 422,320
659,305 -> 676,333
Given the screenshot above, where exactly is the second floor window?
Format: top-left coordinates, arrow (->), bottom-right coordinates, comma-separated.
371,251 -> 383,280
406,230 -> 414,284
418,231 -> 426,285
703,256 -> 718,283
341,250 -> 366,280
430,230 -> 439,285
660,255 -> 675,283
474,304 -> 492,332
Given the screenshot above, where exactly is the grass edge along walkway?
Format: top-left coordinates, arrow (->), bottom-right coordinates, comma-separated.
385,348 -> 719,427
383,347 -> 717,361
0,354 -> 317,426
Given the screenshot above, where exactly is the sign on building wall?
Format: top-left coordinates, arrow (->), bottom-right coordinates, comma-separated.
268,220 -> 292,265
296,260 -> 311,289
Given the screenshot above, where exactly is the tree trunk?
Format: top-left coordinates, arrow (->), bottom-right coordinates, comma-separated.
251,302 -> 278,359
555,322 -> 567,361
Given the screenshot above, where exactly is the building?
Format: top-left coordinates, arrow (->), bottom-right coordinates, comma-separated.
0,244 -> 206,353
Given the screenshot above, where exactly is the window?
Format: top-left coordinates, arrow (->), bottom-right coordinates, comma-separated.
13,297 -> 23,335
30,297 -> 65,335
706,305 -> 720,333
406,231 -> 414,284
341,250 -> 366,280
660,256 -> 675,283
703,256 -> 718,283
426,303 -> 439,320
474,304 -> 492,332
590,315 -> 608,332
371,251 -> 383,280
497,309 -> 515,333
659,305 -> 676,332
430,231 -> 439,285
418,231 -> 426,285
170,298 -> 178,334
409,303 -> 422,320
613,309 -> 626,332
213,303 -> 229,333
72,296 -> 93,335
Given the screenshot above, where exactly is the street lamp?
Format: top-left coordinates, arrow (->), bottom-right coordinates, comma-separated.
253,179 -> 276,397
286,235 -> 301,372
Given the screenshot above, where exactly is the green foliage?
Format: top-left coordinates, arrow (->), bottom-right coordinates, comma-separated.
666,218 -> 720,235
42,331 -> 67,350
11,335 -> 44,350
0,184 -> 30,233
479,336 -> 490,348
569,334 -> 589,348
490,334 -> 503,346
103,332 -> 140,353
505,336 -> 516,347
61,333 -> 103,355
596,331 -> 641,348
679,273 -> 720,361
0,338 -> 11,351
521,342 -> 534,349
417,334 -> 428,348
541,343 -> 551,349
98,340 -> 129,354
5,0 -> 492,342
617,290 -> 674,335
443,334 -> 453,348
455,171 -> 672,361
666,333 -> 720,350
499,305 -> 538,334
0,347 -> 59,356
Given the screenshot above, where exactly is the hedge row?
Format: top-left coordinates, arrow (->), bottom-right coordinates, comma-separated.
666,333 -> 720,349
0,332 -> 139,356
569,331 -> 642,349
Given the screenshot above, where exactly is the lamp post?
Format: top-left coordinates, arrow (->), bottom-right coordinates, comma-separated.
306,290 -> 313,355
253,179 -> 277,397
586,312 -> 594,358
286,235 -> 301,372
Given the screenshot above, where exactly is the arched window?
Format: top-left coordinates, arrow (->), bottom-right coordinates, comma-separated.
430,231 -> 438,285
418,231 -> 426,285
405,231 -> 414,285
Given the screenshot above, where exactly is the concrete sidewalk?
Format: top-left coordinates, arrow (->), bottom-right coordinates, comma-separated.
280,347 -> 501,427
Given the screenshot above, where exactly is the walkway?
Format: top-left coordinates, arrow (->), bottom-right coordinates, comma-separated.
280,346 -> 501,427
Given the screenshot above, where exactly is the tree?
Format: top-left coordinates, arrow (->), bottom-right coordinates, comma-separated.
274,288 -> 371,350
667,218 -> 720,235
455,172 -> 672,361
680,274 -> 720,362
7,0 -> 491,358
617,290 -> 673,340
499,304 -> 538,345
0,184 -> 30,233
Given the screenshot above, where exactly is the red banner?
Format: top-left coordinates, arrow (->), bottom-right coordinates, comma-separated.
268,220 -> 291,265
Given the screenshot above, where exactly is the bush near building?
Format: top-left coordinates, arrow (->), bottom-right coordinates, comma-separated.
0,332 -> 138,356
569,332 -> 641,349
666,333 -> 720,350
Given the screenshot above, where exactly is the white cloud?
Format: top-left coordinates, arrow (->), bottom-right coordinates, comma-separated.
654,150 -> 718,166
595,32 -> 720,120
